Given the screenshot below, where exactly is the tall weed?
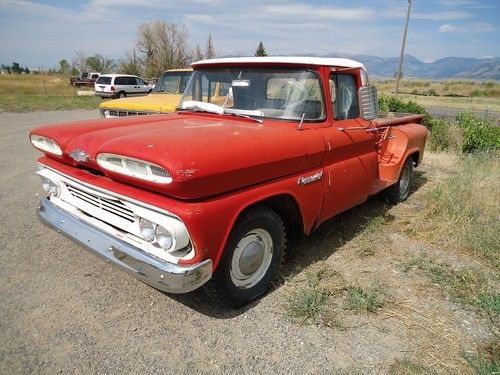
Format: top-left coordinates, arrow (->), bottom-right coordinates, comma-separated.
425,152 -> 500,268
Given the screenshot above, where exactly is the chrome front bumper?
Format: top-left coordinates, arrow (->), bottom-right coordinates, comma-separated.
38,198 -> 212,293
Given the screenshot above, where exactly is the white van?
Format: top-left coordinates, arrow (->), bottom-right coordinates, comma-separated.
95,74 -> 152,98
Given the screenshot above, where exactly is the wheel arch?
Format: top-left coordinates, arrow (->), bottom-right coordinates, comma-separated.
211,193 -> 305,271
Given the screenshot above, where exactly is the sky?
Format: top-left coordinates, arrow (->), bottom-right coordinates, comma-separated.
0,0 -> 498,69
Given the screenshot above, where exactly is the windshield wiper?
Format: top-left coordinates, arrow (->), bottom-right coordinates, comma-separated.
227,112 -> 263,124
181,100 -> 263,123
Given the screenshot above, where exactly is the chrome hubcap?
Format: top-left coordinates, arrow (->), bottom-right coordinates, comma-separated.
230,229 -> 273,289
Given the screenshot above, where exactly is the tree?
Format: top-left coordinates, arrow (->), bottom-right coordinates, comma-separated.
59,59 -> 71,75
120,49 -> 142,76
194,44 -> 204,62
85,54 -> 114,73
11,62 -> 23,74
205,33 -> 216,59
74,51 -> 87,72
255,41 -> 267,57
136,20 -> 192,77
24,67 -> 30,74
70,66 -> 80,76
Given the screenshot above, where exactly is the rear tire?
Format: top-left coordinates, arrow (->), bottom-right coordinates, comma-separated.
204,206 -> 285,308
386,158 -> 414,204
118,91 -> 126,98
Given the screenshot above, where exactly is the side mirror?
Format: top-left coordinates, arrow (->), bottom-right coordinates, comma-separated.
358,85 -> 378,120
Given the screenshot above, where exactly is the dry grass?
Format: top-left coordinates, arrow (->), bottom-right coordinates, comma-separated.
413,152 -> 499,268
376,80 -> 500,98
0,74 -> 101,112
375,79 -> 500,112
283,150 -> 499,373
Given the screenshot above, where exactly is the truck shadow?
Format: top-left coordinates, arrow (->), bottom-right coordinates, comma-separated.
168,170 -> 428,318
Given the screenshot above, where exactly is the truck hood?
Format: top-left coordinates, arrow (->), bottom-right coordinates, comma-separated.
32,113 -> 322,199
100,93 -> 182,113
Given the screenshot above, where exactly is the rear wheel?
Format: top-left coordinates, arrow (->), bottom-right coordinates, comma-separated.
118,91 -> 126,98
386,158 -> 414,204
204,206 -> 285,307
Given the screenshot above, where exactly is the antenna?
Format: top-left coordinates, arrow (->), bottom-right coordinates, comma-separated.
298,113 -> 305,131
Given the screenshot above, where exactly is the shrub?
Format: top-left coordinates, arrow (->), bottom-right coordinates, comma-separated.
425,88 -> 438,96
456,113 -> 500,153
378,94 -> 432,128
427,118 -> 461,152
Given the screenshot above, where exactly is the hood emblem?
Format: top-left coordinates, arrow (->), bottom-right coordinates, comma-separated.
69,149 -> 89,163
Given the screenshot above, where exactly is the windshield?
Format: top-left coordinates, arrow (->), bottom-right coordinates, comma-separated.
153,71 -> 192,94
179,68 -> 325,121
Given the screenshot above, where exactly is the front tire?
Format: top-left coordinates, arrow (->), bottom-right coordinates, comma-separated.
204,206 -> 285,307
386,158 -> 414,204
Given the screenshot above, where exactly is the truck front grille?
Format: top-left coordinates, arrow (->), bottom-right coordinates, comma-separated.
66,183 -> 135,223
109,110 -> 154,117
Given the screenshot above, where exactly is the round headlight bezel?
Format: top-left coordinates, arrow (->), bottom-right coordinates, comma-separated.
155,225 -> 175,252
138,218 -> 155,242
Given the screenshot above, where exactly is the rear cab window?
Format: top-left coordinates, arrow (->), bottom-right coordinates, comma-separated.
329,73 -> 359,120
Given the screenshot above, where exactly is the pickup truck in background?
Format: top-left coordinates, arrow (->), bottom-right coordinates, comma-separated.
70,72 -> 100,87
99,69 -> 192,118
31,57 -> 428,307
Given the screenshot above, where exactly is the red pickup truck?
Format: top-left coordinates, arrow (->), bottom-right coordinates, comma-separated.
31,57 -> 427,307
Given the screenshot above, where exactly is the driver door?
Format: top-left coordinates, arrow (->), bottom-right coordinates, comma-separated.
318,71 -> 379,221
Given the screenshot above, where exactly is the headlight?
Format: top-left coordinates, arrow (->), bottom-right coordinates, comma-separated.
103,110 -> 110,118
138,218 -> 155,242
30,134 -> 63,155
155,225 -> 174,251
96,153 -> 172,184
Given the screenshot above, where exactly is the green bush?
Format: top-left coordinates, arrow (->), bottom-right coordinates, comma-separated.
456,113 -> 500,153
378,94 -> 432,128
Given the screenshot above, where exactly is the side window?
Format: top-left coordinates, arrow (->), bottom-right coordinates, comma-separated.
330,73 -> 359,120
135,77 -> 146,85
114,76 -> 125,85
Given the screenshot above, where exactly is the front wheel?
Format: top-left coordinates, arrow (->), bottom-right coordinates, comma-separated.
386,158 -> 414,204
204,206 -> 285,307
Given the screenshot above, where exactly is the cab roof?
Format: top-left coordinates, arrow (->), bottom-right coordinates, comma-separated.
192,56 -> 365,70
166,68 -> 193,72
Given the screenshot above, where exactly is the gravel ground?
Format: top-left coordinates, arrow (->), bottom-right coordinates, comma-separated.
0,110 -> 395,374
0,110 -> 493,374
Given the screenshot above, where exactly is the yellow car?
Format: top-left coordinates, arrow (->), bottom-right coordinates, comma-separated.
99,69 -> 193,118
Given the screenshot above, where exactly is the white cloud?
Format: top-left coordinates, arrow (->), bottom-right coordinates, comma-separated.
439,0 -> 475,7
438,22 -> 495,34
184,14 -> 216,24
439,24 -> 456,33
264,4 -> 375,21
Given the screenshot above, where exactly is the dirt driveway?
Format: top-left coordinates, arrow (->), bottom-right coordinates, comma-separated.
0,111 -> 496,374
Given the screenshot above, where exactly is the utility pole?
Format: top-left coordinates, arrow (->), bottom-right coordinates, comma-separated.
395,0 -> 412,95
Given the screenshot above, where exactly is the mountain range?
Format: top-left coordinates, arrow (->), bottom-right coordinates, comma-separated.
321,53 -> 499,80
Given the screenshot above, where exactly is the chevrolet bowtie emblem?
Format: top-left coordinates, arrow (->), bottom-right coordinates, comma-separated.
69,149 -> 89,162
